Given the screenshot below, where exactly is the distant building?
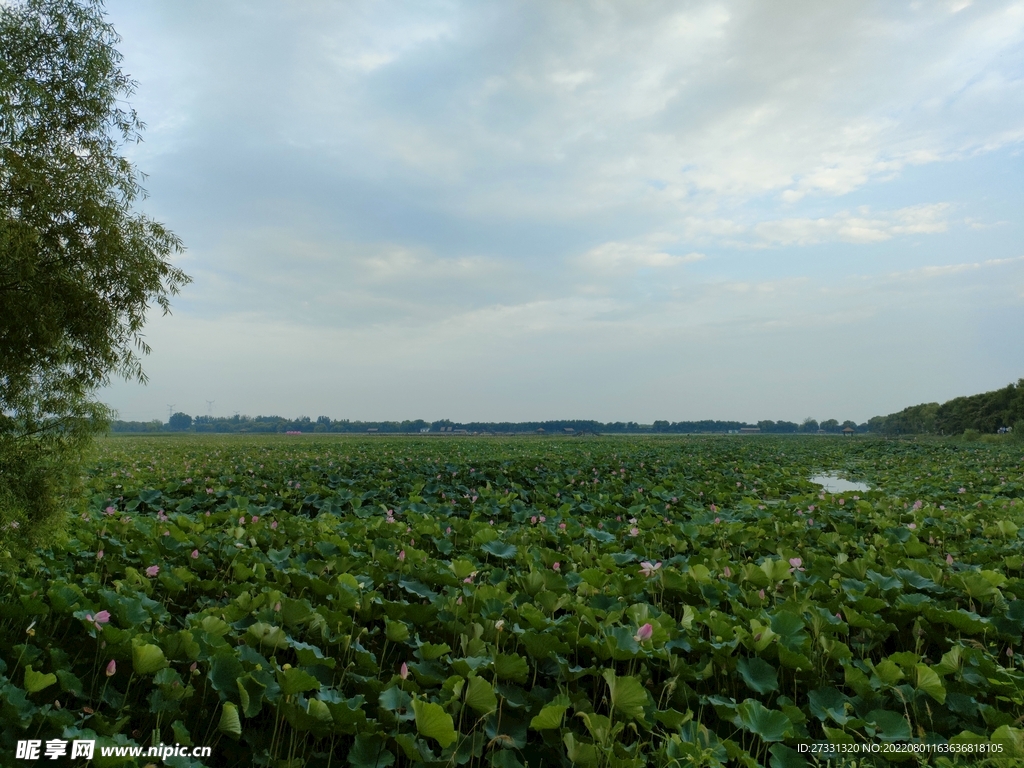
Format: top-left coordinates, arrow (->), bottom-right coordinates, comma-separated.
536,428 -> 545,433
739,427 -> 760,434
367,428 -> 378,433
563,427 -> 575,434
843,426 -> 855,436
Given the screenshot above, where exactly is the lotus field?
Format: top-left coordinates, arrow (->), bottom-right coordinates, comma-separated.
3,435 -> 1024,767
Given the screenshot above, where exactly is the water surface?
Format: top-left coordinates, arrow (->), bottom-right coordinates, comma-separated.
809,474 -> 870,493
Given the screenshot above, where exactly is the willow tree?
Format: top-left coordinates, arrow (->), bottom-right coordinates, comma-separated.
1,0 -> 188,547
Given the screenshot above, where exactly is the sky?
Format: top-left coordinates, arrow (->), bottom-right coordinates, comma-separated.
99,0 -> 1024,425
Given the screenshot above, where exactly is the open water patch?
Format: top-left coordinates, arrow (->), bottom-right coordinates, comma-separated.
809,473 -> 870,493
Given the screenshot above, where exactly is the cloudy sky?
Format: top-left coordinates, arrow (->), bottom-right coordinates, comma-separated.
100,0 -> 1024,424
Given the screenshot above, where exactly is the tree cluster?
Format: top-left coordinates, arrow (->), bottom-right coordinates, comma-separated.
1,0 -> 186,546
867,380 -> 1024,436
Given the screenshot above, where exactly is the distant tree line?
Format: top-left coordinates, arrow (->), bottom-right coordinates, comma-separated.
110,381 -> 1024,438
867,379 -> 1024,435
110,414 -> 869,435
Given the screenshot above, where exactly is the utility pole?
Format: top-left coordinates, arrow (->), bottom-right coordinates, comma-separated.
166,404 -> 175,421
206,400 -> 215,417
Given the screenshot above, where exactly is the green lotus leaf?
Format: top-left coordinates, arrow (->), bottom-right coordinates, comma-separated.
530,694 -> 570,729
602,669 -> 650,721
412,698 -> 456,748
481,541 -> 517,559
916,664 -> 946,704
494,653 -> 529,683
132,643 -> 168,675
23,665 -> 57,694
347,733 -> 396,768
865,709 -> 911,741
737,657 -> 779,694
736,699 -> 792,742
464,675 -> 498,714
218,702 -> 242,739
276,667 -> 321,695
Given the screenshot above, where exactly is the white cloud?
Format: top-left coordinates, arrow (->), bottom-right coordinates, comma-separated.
751,203 -> 951,246
576,241 -> 706,272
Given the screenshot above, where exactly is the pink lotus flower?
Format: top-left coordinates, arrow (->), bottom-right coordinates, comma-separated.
634,623 -> 654,643
838,499 -> 845,506
105,659 -> 116,677
145,565 -> 160,577
398,550 -> 406,562
913,500 -> 923,510
251,516 -> 259,524
238,516 -> 245,525
758,589 -> 766,600
446,527 -> 452,534
714,518 -> 720,525
190,549 -> 199,559
104,506 -> 116,516
539,516 -> 546,523
789,557 -> 804,573
271,521 -> 278,529
907,523 -> 917,530
85,610 -> 111,630
723,566 -> 732,578
96,550 -> 104,560
959,487 -> 966,494
946,554 -> 954,564
274,601 -> 281,611
629,526 -> 640,536
639,561 -> 662,578
559,523 -> 566,530
552,562 -> 561,572
531,516 -> 537,524
400,662 -> 409,680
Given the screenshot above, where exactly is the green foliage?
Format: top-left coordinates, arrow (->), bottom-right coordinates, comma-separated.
0,0 -> 188,549
168,412 -> 193,431
1,434 -> 1023,766
870,379 -> 1024,436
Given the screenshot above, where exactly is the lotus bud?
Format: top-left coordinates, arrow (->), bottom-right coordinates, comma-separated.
634,623 -> 654,643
